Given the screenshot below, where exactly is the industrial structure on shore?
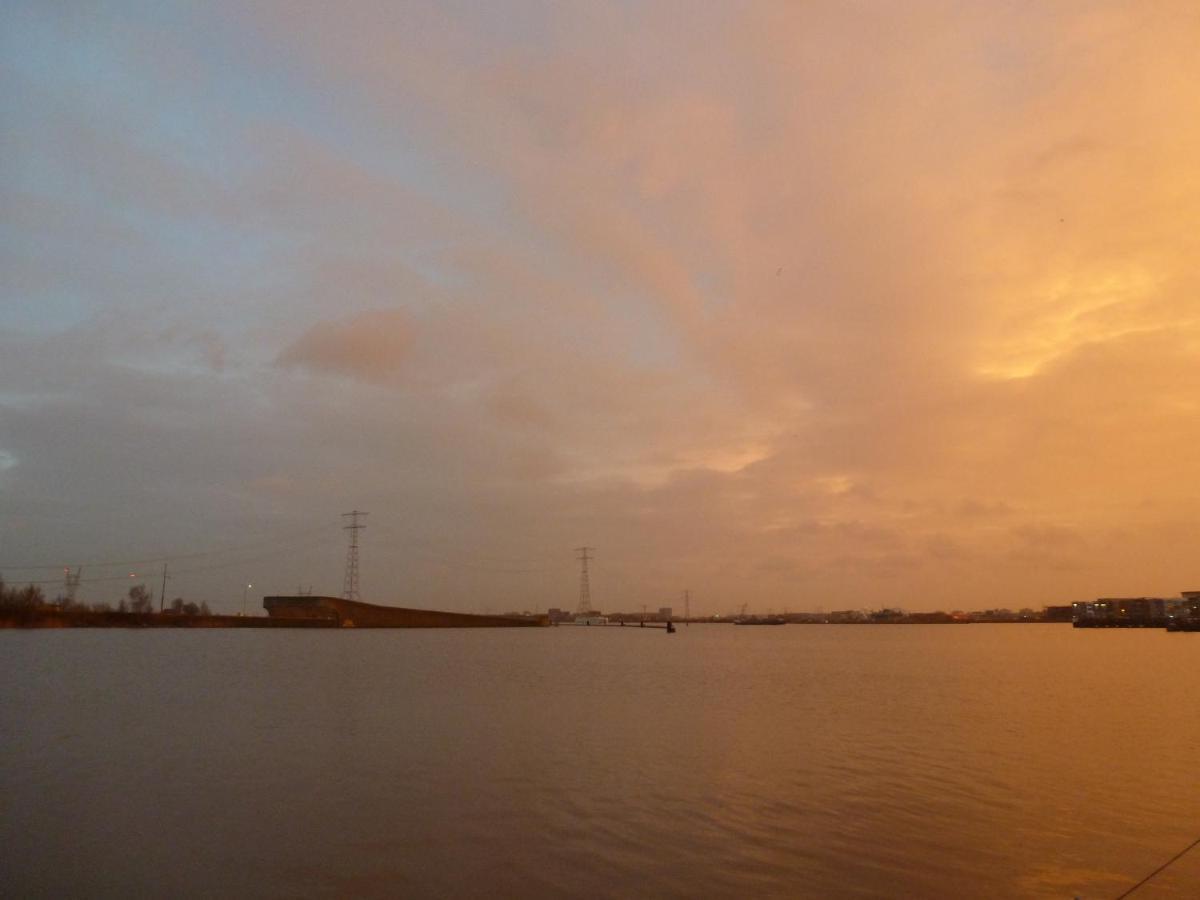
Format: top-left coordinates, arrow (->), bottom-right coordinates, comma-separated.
263,595 -> 547,627
255,511 -> 546,627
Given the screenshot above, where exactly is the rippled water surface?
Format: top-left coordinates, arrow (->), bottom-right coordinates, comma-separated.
3,624 -> 1199,897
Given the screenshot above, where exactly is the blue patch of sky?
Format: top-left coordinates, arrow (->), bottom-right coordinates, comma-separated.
0,7 -> 304,333
2,2 -> 532,324
0,280 -> 95,334
2,0 -> 689,357
163,5 -> 528,302
0,188 -> 118,332
0,221 -> 75,332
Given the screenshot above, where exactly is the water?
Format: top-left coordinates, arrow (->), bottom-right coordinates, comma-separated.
2,624 -> 1198,898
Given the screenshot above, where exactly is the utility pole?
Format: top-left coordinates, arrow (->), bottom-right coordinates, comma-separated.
575,547 -> 594,615
342,511 -> 368,602
159,563 -> 169,613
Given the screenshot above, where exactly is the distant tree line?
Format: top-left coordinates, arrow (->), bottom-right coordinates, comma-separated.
0,579 -> 45,610
0,578 -> 209,616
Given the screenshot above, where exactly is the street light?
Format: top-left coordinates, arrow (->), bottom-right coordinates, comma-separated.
242,583 -> 252,617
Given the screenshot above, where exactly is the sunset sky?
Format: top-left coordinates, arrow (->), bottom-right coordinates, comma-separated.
2,2 -> 1198,614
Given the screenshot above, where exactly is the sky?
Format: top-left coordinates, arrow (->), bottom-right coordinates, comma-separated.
2,1 -> 1199,615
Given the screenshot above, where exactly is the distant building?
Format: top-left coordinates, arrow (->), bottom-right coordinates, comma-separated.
973,608 -> 1017,622
658,607 -> 673,621
1072,598 -> 1169,627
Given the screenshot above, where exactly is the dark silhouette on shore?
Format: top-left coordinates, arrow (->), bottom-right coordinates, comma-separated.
0,577 -> 217,627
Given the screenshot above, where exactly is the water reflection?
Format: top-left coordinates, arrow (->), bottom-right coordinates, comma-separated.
2,626 -> 1198,897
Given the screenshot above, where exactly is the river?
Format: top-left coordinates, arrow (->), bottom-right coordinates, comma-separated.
2,624 -> 1197,897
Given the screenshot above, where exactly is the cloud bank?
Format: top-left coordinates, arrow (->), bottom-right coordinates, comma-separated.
2,1 -> 1198,612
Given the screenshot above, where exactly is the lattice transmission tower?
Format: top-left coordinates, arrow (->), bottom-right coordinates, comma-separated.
575,546 -> 594,615
62,567 -> 81,607
342,510 -> 368,602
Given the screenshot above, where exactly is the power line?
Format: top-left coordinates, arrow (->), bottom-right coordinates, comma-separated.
0,522 -> 334,571
404,546 -> 555,574
5,572 -> 157,587
368,531 -> 559,572
1113,834 -> 1200,899
170,534 -> 329,577
1,529 -> 562,588
1,554 -> 214,572
2,531 -> 331,586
